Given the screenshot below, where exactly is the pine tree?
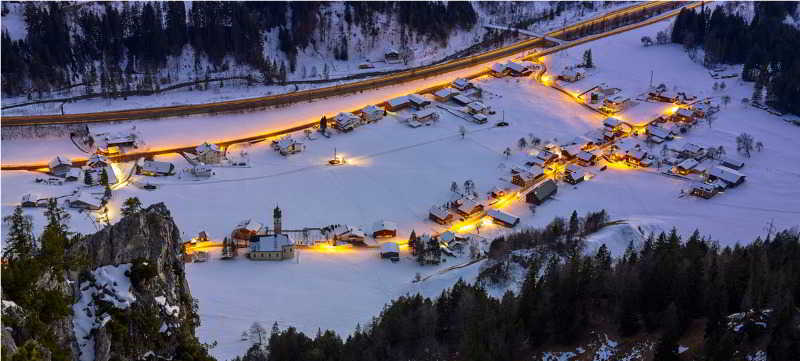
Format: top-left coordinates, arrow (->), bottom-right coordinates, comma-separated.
84,171 -> 94,186
40,199 -> 71,271
100,168 -> 109,186
409,230 -> 417,256
583,49 -> 593,68
2,206 -> 35,261
121,197 -> 142,216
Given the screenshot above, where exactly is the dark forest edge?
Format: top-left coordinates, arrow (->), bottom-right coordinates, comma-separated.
671,2 -> 800,116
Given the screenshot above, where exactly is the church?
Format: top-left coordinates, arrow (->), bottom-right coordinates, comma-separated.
249,206 -> 295,261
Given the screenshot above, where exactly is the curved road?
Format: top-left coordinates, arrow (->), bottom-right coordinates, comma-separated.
1,2 -> 701,171
2,2 -> 685,127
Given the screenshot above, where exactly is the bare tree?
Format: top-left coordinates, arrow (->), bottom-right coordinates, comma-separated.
755,141 -> 764,152
450,181 -> 459,194
459,126 -> 466,139
249,322 -> 268,345
736,133 -> 754,158
518,137 -> 528,150
722,95 -> 731,107
503,147 -> 512,159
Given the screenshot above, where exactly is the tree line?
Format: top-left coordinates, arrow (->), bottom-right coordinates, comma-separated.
235,219 -> 799,361
671,2 -> 800,115
1,1 -> 478,97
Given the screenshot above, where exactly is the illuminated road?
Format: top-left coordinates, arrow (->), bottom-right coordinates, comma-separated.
1,2 -> 700,171
1,2 -> 689,128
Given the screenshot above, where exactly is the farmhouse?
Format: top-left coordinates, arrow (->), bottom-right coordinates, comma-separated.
372,220 -> 398,238
707,166 -> 746,187
673,159 -> 699,175
411,109 -> 439,125
335,228 -> 367,244
603,117 -> 622,132
433,87 -> 460,102
276,137 -> 304,156
560,145 -> 582,160
526,179 -> 557,205
138,160 -> 175,176
487,209 -> 520,228
690,183 -> 719,199
466,101 -> 489,115
456,198 -> 484,218
536,149 -> 559,163
386,96 -> 411,111
361,104 -> 385,123
249,206 -> 295,261
195,142 -> 223,164
408,94 -> 431,109
649,90 -> 679,103
452,78 -> 472,90
452,94 -> 473,106
505,61 -> 530,76
559,68 -> 584,82
87,154 -> 109,168
564,164 -> 585,184
335,112 -> 362,132
576,151 -> 597,166
429,206 -> 453,225
489,63 -> 508,77
602,96 -> 630,113
379,242 -> 400,262
647,124 -> 672,143
511,167 -> 544,187
720,157 -> 744,170
69,193 -> 102,211
49,156 -> 73,177
626,150 -> 649,167
673,108 -> 695,123
678,143 -> 705,159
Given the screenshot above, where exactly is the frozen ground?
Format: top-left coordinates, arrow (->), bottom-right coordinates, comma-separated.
3,15 -> 800,361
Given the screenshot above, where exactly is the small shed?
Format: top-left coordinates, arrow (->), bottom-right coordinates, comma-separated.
277,137 -> 304,156
603,117 -> 622,131
487,209 -> 520,228
361,105 -> 385,123
49,156 -> 73,178
412,109 -> 439,124
384,47 -> 401,63
536,149 -> 558,163
526,179 -> 557,205
673,159 -> 699,175
372,220 -> 398,238
452,94 -> 473,105
564,168 -> 585,185
379,242 -> 400,262
647,125 -> 672,141
472,113 -> 488,124
386,96 -> 411,112
720,157 -> 744,170
452,78 -> 472,91
429,206 -> 453,225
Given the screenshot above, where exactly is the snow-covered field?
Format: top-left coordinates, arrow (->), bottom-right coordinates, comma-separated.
3,14 -> 800,361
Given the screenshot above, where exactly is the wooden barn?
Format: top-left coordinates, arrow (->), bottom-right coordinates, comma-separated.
487,209 -> 520,228
372,220 -> 398,238
526,179 -> 557,205
386,96 -> 411,112
49,156 -> 73,178
429,206 -> 453,225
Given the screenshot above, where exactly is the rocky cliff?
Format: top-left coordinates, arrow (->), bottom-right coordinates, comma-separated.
1,203 -> 213,361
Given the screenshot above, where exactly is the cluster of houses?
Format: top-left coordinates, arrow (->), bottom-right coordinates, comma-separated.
47,153 -> 119,189
86,126 -> 140,155
488,60 -> 540,78
334,104 -> 385,132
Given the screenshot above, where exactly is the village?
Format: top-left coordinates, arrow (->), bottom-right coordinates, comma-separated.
12,46 -> 757,270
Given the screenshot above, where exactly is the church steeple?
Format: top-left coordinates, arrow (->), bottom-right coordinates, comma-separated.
273,205 -> 282,235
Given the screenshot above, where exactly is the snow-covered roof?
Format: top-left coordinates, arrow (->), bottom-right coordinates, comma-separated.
603,117 -> 621,128
277,137 -> 301,150
487,209 -> 519,226
676,108 -> 694,118
380,242 -> 399,254
71,192 -> 101,209
647,125 -> 670,139
577,151 -> 595,162
536,149 -> 557,161
66,167 -> 82,179
709,166 -> 745,184
414,109 -> 437,119
336,112 -> 360,122
467,102 -> 487,112
490,63 -> 507,73
720,157 -> 744,169
140,160 -> 174,174
408,94 -> 429,105
682,143 -> 704,153
251,234 -> 292,252
473,113 -> 488,122
453,94 -> 472,104
692,182 -> 716,192
387,96 -> 410,107
452,78 -> 470,89
49,156 -> 72,168
566,164 -> 582,174
373,220 -> 397,232
196,142 -> 221,154
434,88 -> 459,98
192,165 -> 213,177
561,68 -> 581,77
429,206 -> 450,219
529,165 -> 544,179
505,61 -> 526,73
676,159 -> 699,170
88,154 -> 108,166
362,104 -> 383,115
457,198 -> 481,214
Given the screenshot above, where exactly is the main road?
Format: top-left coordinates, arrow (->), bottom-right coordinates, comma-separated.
1,1 -> 702,171
2,2 -> 692,127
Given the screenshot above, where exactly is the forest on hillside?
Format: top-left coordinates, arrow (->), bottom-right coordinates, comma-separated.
235,212 -> 800,361
670,2 -> 800,115
0,1 -> 478,97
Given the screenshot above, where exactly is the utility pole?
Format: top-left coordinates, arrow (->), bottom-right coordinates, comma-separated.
649,70 -> 654,89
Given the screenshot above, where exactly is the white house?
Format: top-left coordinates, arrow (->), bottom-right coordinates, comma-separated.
386,96 -> 411,111
69,192 -> 102,211
335,112 -> 362,132
408,94 -> 431,109
190,165 -> 213,178
361,105 -> 384,123
489,63 -> 508,77
466,101 -> 489,115
195,142 -> 223,164
276,137 -> 304,156
138,160 -> 175,176
49,156 -> 73,177
452,78 -> 472,90
433,87 -> 460,102
486,209 -> 520,227
707,166 -> 746,187
452,94 -> 473,106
